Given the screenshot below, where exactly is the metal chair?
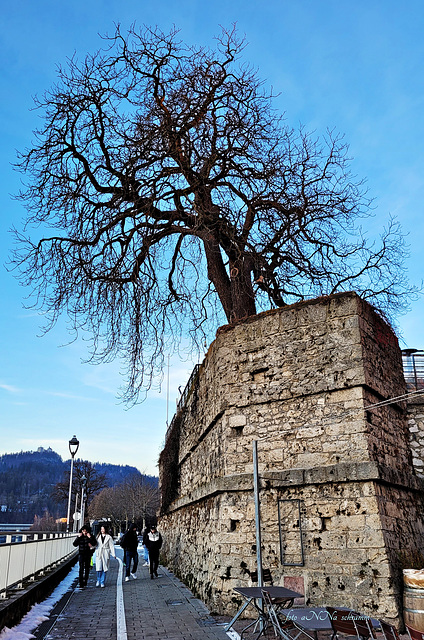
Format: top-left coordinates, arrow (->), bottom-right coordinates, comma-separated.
261,589 -> 315,640
326,606 -> 375,640
378,620 -> 401,640
250,570 -> 297,613
406,624 -> 424,640
250,568 -> 274,584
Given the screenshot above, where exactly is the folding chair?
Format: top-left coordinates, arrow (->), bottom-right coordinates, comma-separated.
326,606 -> 375,640
250,568 -> 274,585
378,620 -> 400,640
406,624 -> 424,640
250,570 -> 295,613
261,589 -> 315,640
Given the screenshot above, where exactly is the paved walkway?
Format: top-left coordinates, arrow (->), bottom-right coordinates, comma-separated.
42,550 -> 234,640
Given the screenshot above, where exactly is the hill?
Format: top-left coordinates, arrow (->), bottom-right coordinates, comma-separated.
0,447 -> 156,524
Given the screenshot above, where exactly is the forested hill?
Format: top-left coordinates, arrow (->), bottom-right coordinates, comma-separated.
94,461 -> 157,487
0,447 -> 154,524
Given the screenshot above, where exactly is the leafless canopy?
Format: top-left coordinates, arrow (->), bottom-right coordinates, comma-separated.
52,459 -> 108,506
88,474 -> 159,532
12,25 -> 412,401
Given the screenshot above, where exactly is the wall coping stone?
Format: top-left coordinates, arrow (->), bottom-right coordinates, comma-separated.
165,461 -> 424,514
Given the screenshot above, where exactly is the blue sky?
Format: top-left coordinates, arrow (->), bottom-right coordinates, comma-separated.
1,1 -> 423,476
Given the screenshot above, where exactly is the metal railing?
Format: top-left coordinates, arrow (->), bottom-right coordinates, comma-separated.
0,531 -> 76,598
402,350 -> 424,391
165,364 -> 201,443
176,364 -> 201,413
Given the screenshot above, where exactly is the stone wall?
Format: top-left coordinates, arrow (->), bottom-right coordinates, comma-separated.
159,292 -> 424,626
408,396 -> 424,478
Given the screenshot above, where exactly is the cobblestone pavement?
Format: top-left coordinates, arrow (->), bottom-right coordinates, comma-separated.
44,551 -> 232,640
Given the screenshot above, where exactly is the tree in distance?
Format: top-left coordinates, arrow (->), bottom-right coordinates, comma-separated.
12,25 -> 413,402
88,474 -> 160,534
51,459 -> 108,512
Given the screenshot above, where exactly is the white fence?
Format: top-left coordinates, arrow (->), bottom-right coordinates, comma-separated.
0,532 -> 77,598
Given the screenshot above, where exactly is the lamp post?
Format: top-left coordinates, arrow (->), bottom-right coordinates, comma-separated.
66,436 -> 79,532
80,475 -> 87,527
73,491 -> 80,532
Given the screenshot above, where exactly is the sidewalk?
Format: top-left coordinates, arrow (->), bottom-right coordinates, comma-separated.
42,550 -> 233,640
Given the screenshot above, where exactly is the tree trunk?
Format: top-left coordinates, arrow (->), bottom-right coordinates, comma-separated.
229,258 -> 257,322
203,236 -> 257,322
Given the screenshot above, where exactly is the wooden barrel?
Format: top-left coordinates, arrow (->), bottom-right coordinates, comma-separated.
404,587 -> 424,631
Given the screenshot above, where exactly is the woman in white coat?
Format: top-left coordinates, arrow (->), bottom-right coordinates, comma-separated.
95,525 -> 116,587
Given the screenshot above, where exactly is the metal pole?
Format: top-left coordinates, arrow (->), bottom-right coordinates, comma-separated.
412,354 -> 418,390
73,492 -> 79,532
253,440 -> 263,587
66,456 -> 75,532
80,485 -> 86,526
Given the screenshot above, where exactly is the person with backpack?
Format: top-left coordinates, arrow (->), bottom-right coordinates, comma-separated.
144,524 -> 162,579
121,523 -> 139,581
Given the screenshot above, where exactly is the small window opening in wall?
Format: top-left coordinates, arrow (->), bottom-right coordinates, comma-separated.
230,519 -> 239,532
232,425 -> 244,436
366,410 -> 373,424
278,499 -> 305,566
252,367 -> 269,383
321,517 -> 331,532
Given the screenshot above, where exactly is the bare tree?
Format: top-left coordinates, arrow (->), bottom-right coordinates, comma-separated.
123,474 -> 160,527
88,475 -> 159,531
89,486 -> 127,535
12,25 -> 413,402
31,510 -> 59,532
52,460 -> 108,508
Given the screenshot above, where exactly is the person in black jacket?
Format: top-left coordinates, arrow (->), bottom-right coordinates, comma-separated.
145,525 -> 162,579
121,523 -> 139,581
73,525 -> 97,588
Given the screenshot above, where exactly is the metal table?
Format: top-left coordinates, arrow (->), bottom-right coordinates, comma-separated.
225,586 -> 303,636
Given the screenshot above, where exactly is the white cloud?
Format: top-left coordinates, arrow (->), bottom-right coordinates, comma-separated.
0,383 -> 21,393
43,390 -> 97,402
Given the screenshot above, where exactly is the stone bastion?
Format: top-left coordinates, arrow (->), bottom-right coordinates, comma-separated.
158,292 -> 424,626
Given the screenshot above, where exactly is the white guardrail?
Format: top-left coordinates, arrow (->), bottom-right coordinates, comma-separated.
0,531 -> 77,598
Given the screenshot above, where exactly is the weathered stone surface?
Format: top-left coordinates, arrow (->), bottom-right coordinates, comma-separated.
159,292 -> 424,627
408,395 -> 424,478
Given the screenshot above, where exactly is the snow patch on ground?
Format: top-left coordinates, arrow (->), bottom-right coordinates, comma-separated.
0,565 -> 78,640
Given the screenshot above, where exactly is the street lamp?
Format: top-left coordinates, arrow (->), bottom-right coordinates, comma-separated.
80,475 -> 87,527
66,436 -> 79,532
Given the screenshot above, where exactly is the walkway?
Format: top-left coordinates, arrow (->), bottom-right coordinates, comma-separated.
39,549 -> 234,640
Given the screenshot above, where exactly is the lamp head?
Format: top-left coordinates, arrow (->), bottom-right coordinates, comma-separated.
69,435 -> 79,457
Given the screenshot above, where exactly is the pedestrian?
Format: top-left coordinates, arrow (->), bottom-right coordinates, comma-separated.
73,525 -> 97,588
121,523 -> 139,581
145,524 -> 162,579
95,524 -> 116,587
142,527 -> 150,566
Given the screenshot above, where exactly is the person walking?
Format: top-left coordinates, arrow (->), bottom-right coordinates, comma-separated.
142,527 -> 150,566
95,524 -> 116,587
145,524 -> 162,579
121,523 -> 139,581
73,525 -> 97,588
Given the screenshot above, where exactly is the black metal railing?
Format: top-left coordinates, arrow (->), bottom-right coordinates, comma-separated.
176,364 -> 201,413
402,349 -> 424,391
164,364 -> 201,443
